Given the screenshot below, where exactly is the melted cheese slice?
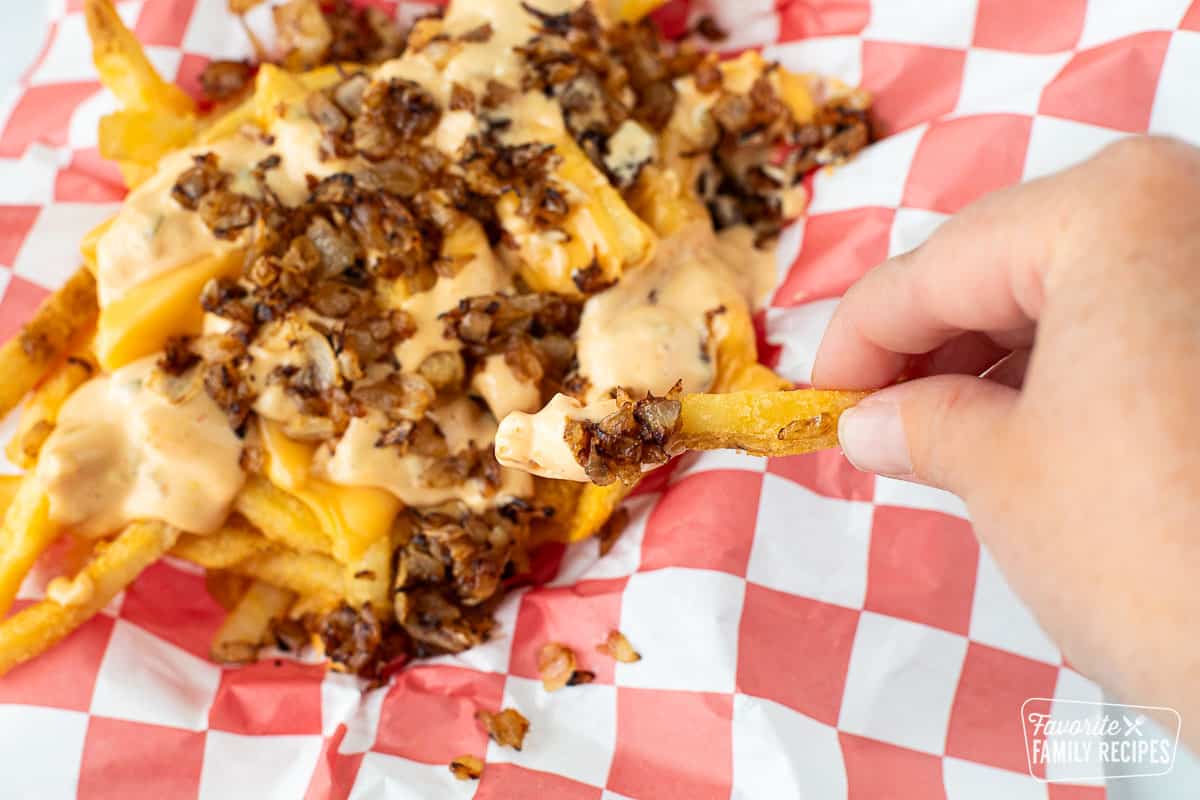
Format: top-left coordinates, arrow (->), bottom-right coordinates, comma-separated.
258,418 -> 400,563
96,249 -> 242,371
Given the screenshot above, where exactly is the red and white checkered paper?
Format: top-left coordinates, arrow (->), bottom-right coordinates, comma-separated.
2,0 -> 1198,796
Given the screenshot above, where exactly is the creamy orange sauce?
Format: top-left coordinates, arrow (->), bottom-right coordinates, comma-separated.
316,401 -> 534,510
95,116 -> 340,307
36,356 -> 245,536
472,354 -> 541,421
574,221 -> 776,402
494,393 -> 616,481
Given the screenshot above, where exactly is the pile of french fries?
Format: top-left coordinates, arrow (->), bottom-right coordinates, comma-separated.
0,0 -> 865,677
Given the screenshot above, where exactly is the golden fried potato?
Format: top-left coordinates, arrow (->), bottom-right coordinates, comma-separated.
0,522 -> 177,676
0,268 -> 98,418
210,579 -> 294,663
84,0 -> 196,116
676,389 -> 868,457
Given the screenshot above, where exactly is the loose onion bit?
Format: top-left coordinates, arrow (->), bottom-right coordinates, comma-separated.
596,629 -> 641,663
538,641 -> 596,691
476,707 -> 531,751
449,754 -> 484,781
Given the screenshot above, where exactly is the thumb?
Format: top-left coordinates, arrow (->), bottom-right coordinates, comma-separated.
837,374 -> 1019,497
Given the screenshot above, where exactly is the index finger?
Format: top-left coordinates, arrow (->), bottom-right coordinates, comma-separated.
811,177 -> 1060,390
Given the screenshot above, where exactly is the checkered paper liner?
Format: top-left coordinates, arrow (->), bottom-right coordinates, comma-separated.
1,0 -> 1197,796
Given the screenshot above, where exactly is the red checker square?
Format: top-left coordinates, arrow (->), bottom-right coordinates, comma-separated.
77,717 -> 206,800
0,82 -> 102,158
630,458 -> 679,497
1048,785 -> 1107,800
0,599 -> 113,711
0,276 -> 50,344
120,559 -> 225,660
609,688 -> 733,800
862,42 -> 966,136
175,53 -> 213,106
902,115 -> 1033,214
864,505 -> 979,635
0,206 -> 40,267
737,583 -> 859,726
839,732 -> 946,800
639,470 -> 762,576
973,0 -> 1086,53
776,0 -> 871,41
304,724 -> 364,800
509,578 -> 627,685
209,660 -> 325,735
476,763 -> 602,800
772,208 -> 893,308
55,148 -> 127,204
767,450 -> 874,501
945,643 -> 1059,776
134,0 -> 199,47
1184,1 -> 1200,31
1039,32 -> 1172,133
374,664 -> 505,764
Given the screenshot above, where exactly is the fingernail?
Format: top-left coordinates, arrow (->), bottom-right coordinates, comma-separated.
838,402 -> 913,476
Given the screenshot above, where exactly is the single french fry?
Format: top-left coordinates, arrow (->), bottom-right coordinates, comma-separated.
6,356 -> 97,469
84,0 -> 195,116
0,475 -> 58,617
0,268 -> 98,418
565,479 -> 628,543
234,475 -> 332,557
205,569 -> 251,611
170,519 -> 275,569
0,521 -> 177,676
232,548 -> 345,602
0,476 -> 21,518
210,579 -> 294,663
710,302 -> 792,394
98,108 -> 197,167
344,535 -> 391,617
675,389 -> 868,457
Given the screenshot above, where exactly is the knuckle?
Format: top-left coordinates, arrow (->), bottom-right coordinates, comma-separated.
1096,135 -> 1197,183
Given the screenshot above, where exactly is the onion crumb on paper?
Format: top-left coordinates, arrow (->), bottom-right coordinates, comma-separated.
476,707 -> 531,750
596,629 -> 641,662
449,754 -> 484,781
538,641 -> 596,691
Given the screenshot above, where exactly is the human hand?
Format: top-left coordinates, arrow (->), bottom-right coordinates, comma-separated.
813,136 -> 1200,744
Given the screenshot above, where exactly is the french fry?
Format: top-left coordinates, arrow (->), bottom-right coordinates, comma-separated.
0,476 -> 21,518
171,519 -> 275,569
0,475 -> 57,617
344,535 -> 391,617
710,303 -> 792,394
565,479 -> 627,543
0,268 -> 98,417
232,548 -> 345,603
84,0 -> 195,116
675,389 -> 868,457
205,569 -> 252,611
0,521 -> 178,676
6,356 -> 97,469
210,579 -> 294,663
98,109 -> 197,167
234,475 -> 332,557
